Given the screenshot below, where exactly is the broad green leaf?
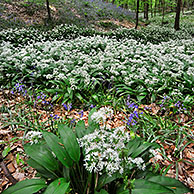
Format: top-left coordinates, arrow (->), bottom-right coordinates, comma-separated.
95,189 -> 109,194
117,190 -> 129,194
75,120 -> 86,138
43,132 -> 73,168
58,124 -> 80,163
44,178 -> 70,194
147,176 -> 191,194
126,138 -> 141,156
27,158 -> 57,179
24,142 -> 59,175
131,142 -> 153,158
62,166 -> 70,181
2,179 -> 46,194
132,179 -> 172,194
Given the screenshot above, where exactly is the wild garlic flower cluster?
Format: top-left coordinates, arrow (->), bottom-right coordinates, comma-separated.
24,131 -> 42,145
78,107 -> 146,176
78,125 -> 131,175
91,106 -> 113,124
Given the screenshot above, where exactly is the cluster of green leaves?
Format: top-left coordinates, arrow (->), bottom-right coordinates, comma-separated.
0,21 -> 193,46
2,119 -> 191,194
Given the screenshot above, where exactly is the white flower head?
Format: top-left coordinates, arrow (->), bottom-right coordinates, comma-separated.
91,106 -> 113,124
25,131 -> 42,145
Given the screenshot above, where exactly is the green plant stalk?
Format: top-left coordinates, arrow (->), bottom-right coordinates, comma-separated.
83,173 -> 92,194
76,162 -> 85,190
94,172 -> 98,190
71,165 -> 84,193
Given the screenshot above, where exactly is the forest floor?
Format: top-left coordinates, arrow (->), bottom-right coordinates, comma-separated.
0,0 -> 137,30
0,0 -> 194,193
0,91 -> 194,193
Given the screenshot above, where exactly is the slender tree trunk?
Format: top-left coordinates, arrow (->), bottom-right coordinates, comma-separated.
145,1 -> 149,20
46,0 -> 52,21
182,0 -> 185,14
154,0 -> 157,16
162,0 -> 165,25
158,0 -> 161,14
151,0 -> 153,17
143,0 -> 146,18
135,0 -> 140,29
174,0 -> 182,30
186,0 -> 189,11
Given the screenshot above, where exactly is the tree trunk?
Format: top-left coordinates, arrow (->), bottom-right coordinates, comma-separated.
135,0 -> 140,29
174,0 -> 181,30
182,0 -> 185,14
154,0 -> 157,16
151,0 -> 153,17
143,0 -> 146,18
46,0 -> 52,21
162,0 -> 165,25
145,1 -> 149,20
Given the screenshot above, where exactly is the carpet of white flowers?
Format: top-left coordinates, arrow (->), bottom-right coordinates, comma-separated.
0,33 -> 194,99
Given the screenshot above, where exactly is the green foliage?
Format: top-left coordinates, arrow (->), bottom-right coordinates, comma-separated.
2,179 -> 47,194
1,2 -> 194,193
24,142 -> 60,179
132,175 -> 191,194
43,132 -> 73,167
44,178 -> 70,194
58,124 -> 80,163
2,108 -> 191,194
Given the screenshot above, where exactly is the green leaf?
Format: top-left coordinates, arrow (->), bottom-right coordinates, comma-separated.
116,184 -> 130,194
75,93 -> 84,102
147,176 -> 191,194
126,138 -> 141,156
131,142 -> 153,158
2,146 -> 11,158
44,178 -> 70,194
58,124 -> 80,163
62,166 -> 70,181
27,158 -> 57,179
92,94 -> 99,102
43,132 -> 73,168
95,189 -> 109,194
137,95 -> 146,102
151,93 -> 156,102
67,87 -> 72,95
24,142 -> 59,176
132,179 -> 172,194
2,179 -> 47,194
97,173 -> 121,190
117,190 -> 129,194
75,120 -> 86,138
